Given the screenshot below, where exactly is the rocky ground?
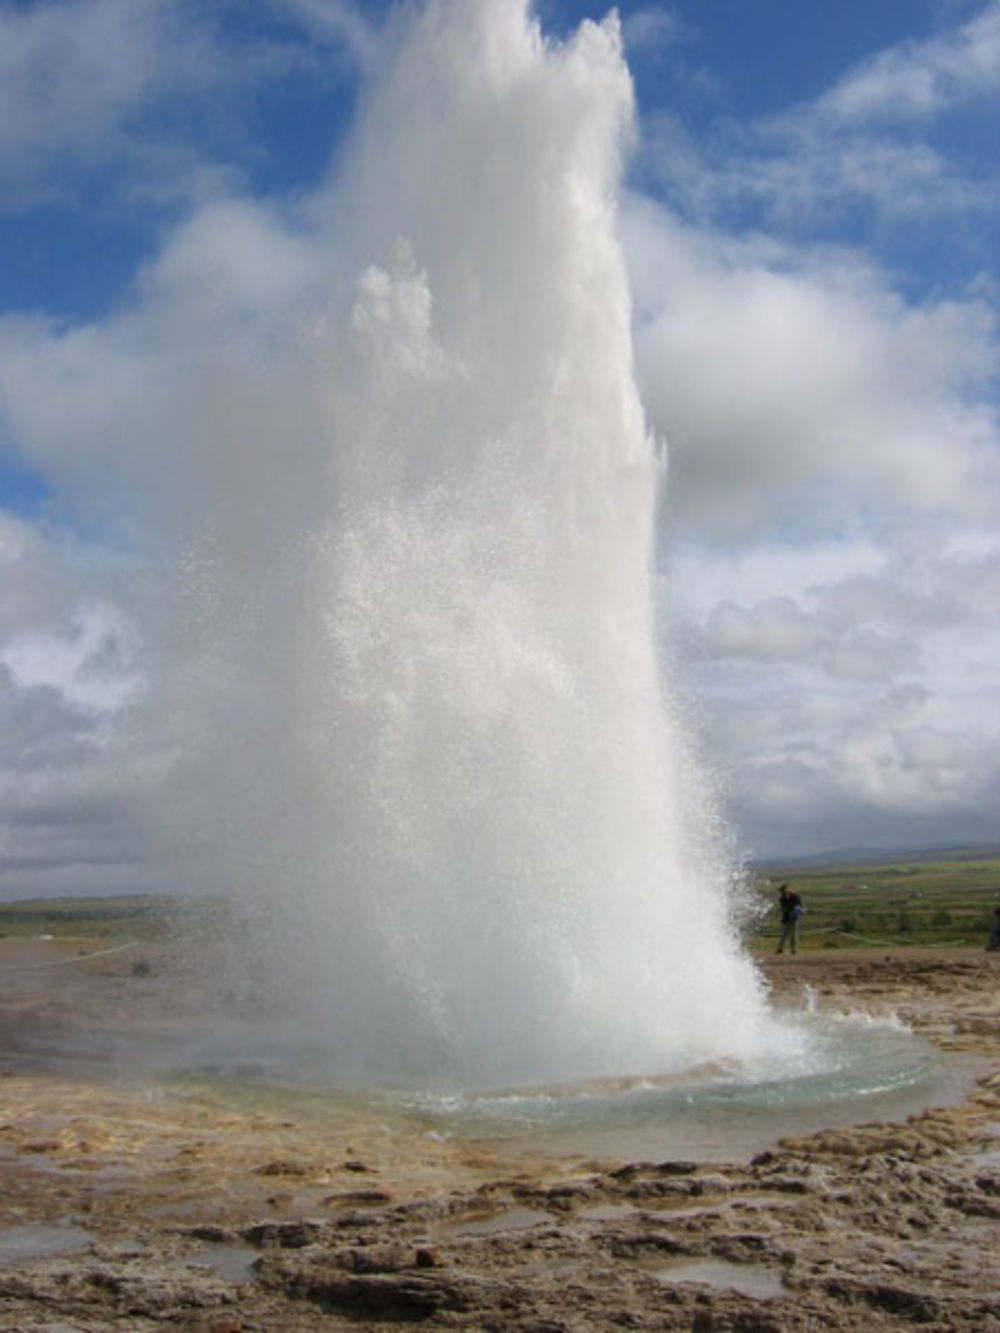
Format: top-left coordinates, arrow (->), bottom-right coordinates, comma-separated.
1,942 -> 999,1331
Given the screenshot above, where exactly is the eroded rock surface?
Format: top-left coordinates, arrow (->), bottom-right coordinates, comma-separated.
2,945 -> 999,1330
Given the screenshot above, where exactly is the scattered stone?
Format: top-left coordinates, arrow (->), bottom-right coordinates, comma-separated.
187,1225 -> 236,1243
258,1258 -> 492,1318
656,1160 -> 699,1175
240,1220 -> 323,1249
252,1160 -> 310,1177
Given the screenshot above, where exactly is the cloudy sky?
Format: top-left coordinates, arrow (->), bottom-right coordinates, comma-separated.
0,0 -> 997,900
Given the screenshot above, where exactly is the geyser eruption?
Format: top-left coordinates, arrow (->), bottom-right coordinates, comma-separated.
174,0 -> 781,1088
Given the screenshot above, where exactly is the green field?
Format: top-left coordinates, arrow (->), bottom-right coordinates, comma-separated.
749,855 -> 1000,951
3,853 -> 1000,952
0,894 -> 172,942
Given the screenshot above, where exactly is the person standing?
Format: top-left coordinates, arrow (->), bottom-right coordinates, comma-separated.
776,883 -> 804,955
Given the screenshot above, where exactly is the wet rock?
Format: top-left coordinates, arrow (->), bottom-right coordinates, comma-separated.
608,1232 -> 691,1258
759,1177 -> 811,1196
656,1160 -> 699,1175
329,1208 -> 383,1229
607,1162 -> 653,1181
944,1187 -> 1000,1219
513,1182 -> 592,1211
690,1174 -> 733,1196
346,1243 -> 412,1273
23,1261 -> 239,1319
625,1177 -> 701,1201
323,1187 -> 393,1206
258,1255 -> 507,1318
823,1276 -> 944,1323
252,1159 -> 310,1177
240,1219 -> 323,1249
188,1225 -> 237,1243
749,1151 -> 779,1168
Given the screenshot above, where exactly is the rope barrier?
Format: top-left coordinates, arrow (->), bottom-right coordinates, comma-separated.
828,930 -> 970,948
760,926 -> 973,948
0,939 -> 140,972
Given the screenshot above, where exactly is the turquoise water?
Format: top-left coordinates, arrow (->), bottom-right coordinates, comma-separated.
378,1007 -> 948,1159
158,1005 -> 969,1164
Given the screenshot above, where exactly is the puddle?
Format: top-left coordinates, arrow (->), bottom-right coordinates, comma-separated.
449,1206 -> 554,1236
579,1203 -> 638,1221
146,1201 -> 211,1221
0,1223 -> 93,1262
192,1241 -> 258,1283
654,1258 -> 786,1300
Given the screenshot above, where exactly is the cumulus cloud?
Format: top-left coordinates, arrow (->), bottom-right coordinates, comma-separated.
686,646 -> 1000,859
626,200 -> 1000,540
701,597 -> 917,680
0,0 -> 225,205
0,508 -> 163,894
664,522 -> 1000,856
0,0 -> 376,211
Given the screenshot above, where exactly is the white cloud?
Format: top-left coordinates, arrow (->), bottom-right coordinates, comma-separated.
621,6 -> 686,58
0,0 -> 164,159
0,0 -> 225,204
639,2 -> 1000,234
0,509 -> 160,895
279,0 -> 378,68
0,0 -> 375,210
625,197 -> 1000,540
3,600 -> 139,713
664,522 -> 1000,855
818,1 -> 1000,123
0,191 -> 335,550
701,597 -> 917,680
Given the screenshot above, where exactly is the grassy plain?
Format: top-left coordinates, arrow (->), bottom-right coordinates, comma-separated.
0,894 -> 170,942
3,852 -> 999,954
750,855 -> 1000,951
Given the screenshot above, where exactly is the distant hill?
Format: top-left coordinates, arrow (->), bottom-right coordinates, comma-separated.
753,842 -> 1000,872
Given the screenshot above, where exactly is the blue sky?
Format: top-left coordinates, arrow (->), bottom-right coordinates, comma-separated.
4,1 -> 993,322
0,0 -> 998,896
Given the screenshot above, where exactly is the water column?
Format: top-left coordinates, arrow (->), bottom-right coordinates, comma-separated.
184,1 -> 779,1088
